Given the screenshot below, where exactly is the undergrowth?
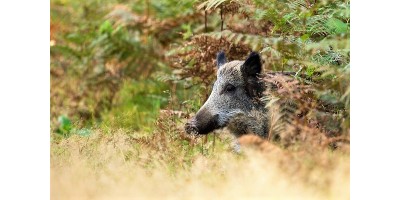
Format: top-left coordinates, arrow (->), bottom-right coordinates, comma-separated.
51,0 -> 350,199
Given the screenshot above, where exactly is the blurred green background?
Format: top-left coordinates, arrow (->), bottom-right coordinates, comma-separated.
51,0 -> 201,135
50,0 -> 349,139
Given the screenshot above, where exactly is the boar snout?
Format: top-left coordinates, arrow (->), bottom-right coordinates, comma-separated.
184,121 -> 199,134
185,108 -> 221,135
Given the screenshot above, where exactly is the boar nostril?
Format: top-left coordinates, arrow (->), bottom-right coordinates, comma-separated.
185,122 -> 198,134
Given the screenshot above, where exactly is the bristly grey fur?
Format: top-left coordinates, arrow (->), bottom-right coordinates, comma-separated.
185,51 -> 269,139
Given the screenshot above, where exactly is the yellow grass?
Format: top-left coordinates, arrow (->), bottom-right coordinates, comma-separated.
51,130 -> 349,200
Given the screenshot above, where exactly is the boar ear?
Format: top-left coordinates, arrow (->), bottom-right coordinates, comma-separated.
241,52 -> 262,76
216,51 -> 227,69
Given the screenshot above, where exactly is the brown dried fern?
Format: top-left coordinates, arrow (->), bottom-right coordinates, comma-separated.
262,73 -> 348,149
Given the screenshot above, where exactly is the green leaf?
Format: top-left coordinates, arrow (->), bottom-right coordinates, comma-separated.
56,115 -> 72,135
306,66 -> 316,77
99,20 -> 113,34
181,24 -> 193,40
300,34 -> 310,42
283,13 -> 295,22
325,18 -> 348,34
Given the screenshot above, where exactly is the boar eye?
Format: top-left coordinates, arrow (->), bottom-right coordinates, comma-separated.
225,84 -> 236,92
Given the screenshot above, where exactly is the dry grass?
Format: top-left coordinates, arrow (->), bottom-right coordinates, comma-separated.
51,130 -> 349,200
